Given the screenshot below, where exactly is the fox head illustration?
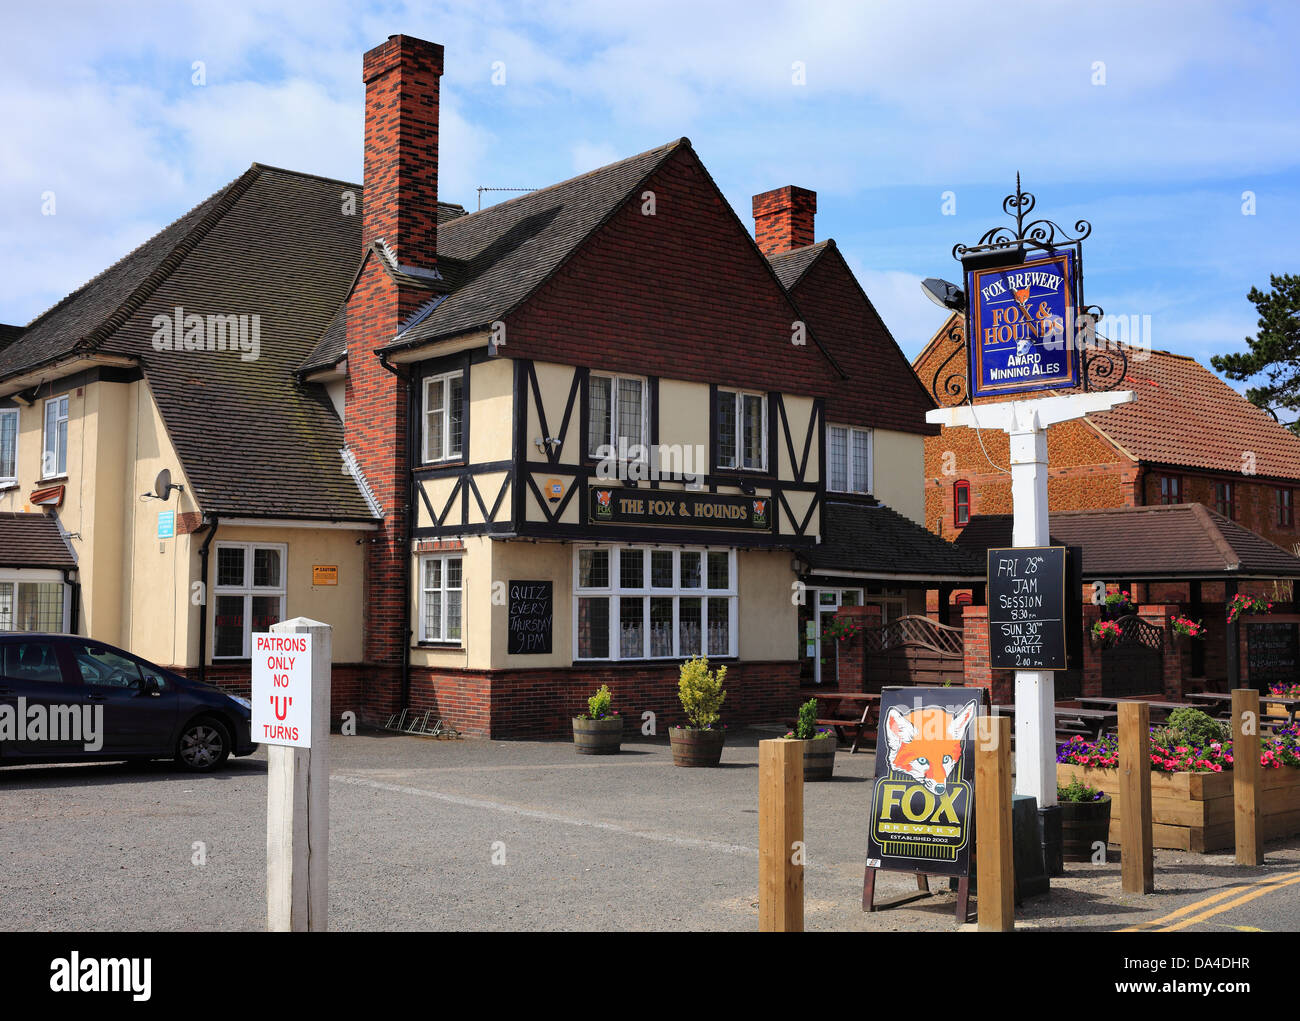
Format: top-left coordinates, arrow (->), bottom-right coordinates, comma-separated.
883,700 -> 978,795
1013,286 -> 1032,306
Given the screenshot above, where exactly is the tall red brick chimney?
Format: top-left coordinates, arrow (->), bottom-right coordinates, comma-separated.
752,186 -> 817,256
344,35 -> 446,695
361,34 -> 444,269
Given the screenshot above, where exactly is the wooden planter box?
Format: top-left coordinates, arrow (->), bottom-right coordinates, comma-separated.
1057,762 -> 1300,852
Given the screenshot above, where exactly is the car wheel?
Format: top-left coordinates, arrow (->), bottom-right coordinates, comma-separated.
176,717 -> 231,772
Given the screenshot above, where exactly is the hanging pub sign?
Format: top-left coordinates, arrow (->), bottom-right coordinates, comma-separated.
865,688 -> 982,877
987,545 -> 1083,671
966,249 -> 1079,398
588,486 -> 772,530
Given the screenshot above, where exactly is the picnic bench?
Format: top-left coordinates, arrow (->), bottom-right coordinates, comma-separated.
1187,691 -> 1300,726
794,692 -> 879,754
994,703 -> 1117,741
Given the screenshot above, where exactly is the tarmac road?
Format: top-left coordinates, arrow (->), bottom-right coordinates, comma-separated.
1,728 -> 1297,932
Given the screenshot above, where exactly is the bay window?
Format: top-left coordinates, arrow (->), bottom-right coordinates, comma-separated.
213,542 -> 286,658
575,546 -> 736,660
419,554 -> 463,643
423,371 -> 464,463
827,424 -> 871,493
717,389 -> 766,471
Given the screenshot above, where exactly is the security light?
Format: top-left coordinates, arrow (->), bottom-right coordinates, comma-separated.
921,278 -> 966,313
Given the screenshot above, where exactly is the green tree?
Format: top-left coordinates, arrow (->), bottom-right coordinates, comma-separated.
1212,274 -> 1300,435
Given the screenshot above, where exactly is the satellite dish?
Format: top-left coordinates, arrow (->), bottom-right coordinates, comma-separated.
921,278 -> 967,313
154,468 -> 184,501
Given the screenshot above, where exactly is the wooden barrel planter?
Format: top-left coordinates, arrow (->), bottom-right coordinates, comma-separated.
572,716 -> 623,755
1060,795 -> 1112,862
802,737 -> 837,781
670,727 -> 725,767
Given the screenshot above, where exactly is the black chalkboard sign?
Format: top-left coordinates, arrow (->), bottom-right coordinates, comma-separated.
987,546 -> 1069,671
507,580 -> 553,655
1247,621 -> 1299,690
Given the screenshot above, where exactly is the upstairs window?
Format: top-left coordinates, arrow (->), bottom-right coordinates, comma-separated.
1278,487 -> 1294,528
423,371 -> 464,463
1215,480 -> 1236,519
587,374 -> 646,460
1159,475 -> 1183,505
717,389 -> 766,471
827,424 -> 871,494
953,480 -> 971,527
42,395 -> 68,479
0,408 -> 16,485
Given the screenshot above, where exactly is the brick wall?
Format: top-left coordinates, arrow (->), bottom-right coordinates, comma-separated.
827,604 -> 881,692
752,185 -> 816,256
176,663 -> 373,727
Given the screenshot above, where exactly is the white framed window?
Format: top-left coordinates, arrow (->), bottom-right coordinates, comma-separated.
0,408 -> 17,485
42,395 -> 68,479
419,554 -> 463,643
827,424 -> 872,494
573,545 -> 736,661
587,374 -> 647,460
212,542 -> 287,659
423,371 -> 464,463
0,573 -> 68,633
717,389 -> 766,471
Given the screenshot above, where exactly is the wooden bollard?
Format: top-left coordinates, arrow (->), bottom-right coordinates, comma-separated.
1233,688 -> 1263,865
759,738 -> 803,932
1119,701 -> 1154,894
975,715 -> 1014,931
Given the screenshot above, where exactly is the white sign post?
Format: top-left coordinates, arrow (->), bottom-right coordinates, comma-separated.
252,618 -> 332,932
928,390 -> 1135,810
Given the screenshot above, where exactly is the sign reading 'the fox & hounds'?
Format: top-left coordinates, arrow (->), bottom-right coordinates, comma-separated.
967,250 -> 1079,397
865,688 -> 982,877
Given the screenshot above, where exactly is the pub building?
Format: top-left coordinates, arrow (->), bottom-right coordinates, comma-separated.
0,34 -> 978,737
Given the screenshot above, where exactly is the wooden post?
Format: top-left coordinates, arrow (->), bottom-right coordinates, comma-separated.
759,738 -> 803,932
267,618 -> 332,931
1233,688 -> 1263,865
975,715 -> 1014,931
1119,701 -> 1154,894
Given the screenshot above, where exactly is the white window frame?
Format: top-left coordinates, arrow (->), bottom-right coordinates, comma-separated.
0,407 -> 17,486
0,569 -> 71,633
572,545 -> 737,661
716,389 -> 767,472
211,541 -> 287,659
587,373 -> 648,461
418,553 -> 464,644
422,370 -> 464,464
826,423 -> 873,494
42,394 -> 68,479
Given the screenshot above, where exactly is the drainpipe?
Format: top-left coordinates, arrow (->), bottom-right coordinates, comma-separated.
197,515 -> 220,685
379,351 -> 413,709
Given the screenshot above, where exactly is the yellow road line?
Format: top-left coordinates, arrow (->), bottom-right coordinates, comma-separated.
1119,869 -> 1300,932
1159,874 -> 1300,932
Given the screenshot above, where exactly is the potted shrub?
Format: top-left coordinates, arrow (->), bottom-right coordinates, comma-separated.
670,656 -> 727,767
572,684 -> 622,755
1057,775 -> 1112,862
785,697 -> 836,780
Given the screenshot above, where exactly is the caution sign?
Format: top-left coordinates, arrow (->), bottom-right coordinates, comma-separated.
251,632 -> 312,748
865,688 -> 982,877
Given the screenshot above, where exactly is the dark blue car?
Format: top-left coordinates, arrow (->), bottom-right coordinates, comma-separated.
0,633 -> 256,772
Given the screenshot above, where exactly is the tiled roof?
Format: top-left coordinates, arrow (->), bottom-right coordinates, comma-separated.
768,241 -> 831,291
0,512 -> 77,568
383,139 -> 686,351
915,314 -> 1300,480
955,504 -> 1300,579
806,500 -> 985,578
1,165 -> 378,521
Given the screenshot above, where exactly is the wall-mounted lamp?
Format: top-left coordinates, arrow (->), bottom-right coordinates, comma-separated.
534,437 -> 560,455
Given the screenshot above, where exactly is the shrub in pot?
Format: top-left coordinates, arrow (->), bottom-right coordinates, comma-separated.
785,697 -> 836,781
572,684 -> 622,755
1057,775 -> 1112,863
670,657 -> 727,767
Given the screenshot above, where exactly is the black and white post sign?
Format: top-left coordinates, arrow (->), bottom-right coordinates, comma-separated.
987,546 -> 1069,670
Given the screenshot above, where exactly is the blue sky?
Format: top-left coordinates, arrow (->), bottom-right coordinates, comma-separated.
3,0 -> 1297,380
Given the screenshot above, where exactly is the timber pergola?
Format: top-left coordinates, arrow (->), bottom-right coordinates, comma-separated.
955,503 -> 1300,689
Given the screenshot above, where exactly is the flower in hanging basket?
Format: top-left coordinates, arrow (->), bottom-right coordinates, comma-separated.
1227,593 -> 1273,622
1170,615 -> 1205,639
1091,619 -> 1122,646
820,617 -> 863,643
1102,589 -> 1133,608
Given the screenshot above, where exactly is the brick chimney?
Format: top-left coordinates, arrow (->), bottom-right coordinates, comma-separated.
752,186 -> 817,256
362,34 -> 444,269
